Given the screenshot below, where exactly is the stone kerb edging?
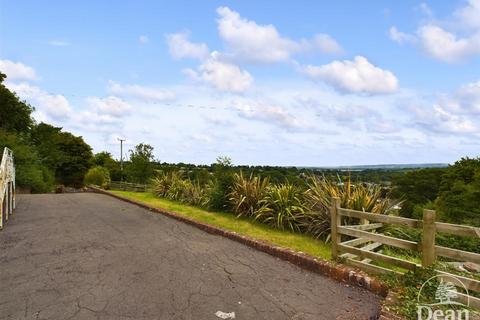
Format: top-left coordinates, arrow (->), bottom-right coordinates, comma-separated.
90,186 -> 402,319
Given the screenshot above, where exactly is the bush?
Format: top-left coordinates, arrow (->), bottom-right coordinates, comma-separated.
229,172 -> 270,217
181,179 -> 210,207
208,156 -> 234,211
152,170 -> 209,207
164,172 -> 187,201
255,183 -> 306,232
0,129 -> 54,193
16,165 -> 54,193
303,175 -> 401,240
84,166 -> 110,188
152,170 -> 178,197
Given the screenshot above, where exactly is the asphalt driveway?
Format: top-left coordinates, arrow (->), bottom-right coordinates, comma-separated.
0,193 -> 381,319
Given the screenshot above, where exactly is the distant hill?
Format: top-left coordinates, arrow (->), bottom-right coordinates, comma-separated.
300,163 -> 449,171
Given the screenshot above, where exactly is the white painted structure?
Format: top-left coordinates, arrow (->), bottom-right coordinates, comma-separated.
0,147 -> 15,229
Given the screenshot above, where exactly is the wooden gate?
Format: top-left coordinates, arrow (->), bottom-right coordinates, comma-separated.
330,197 -> 480,309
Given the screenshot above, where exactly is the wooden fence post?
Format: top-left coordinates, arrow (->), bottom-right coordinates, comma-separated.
330,197 -> 341,260
422,209 -> 436,267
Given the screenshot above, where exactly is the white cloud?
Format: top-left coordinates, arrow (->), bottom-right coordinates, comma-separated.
302,56 -> 399,94
429,80 -> 480,115
418,3 -> 433,17
389,1 -> 480,62
234,98 -> 310,131
6,82 -> 71,119
405,80 -> 480,135
139,35 -> 149,44
86,96 -> 132,117
217,6 -> 297,63
308,34 -> 343,54
49,40 -> 70,47
191,133 -> 214,144
453,0 -> 480,30
185,52 -> 253,93
166,32 -> 209,60
79,111 -> 121,125
297,97 -> 399,133
414,105 -> 476,134
205,114 -> 234,127
108,81 -> 175,102
216,7 -> 341,63
455,80 -> 480,113
389,26 -> 416,44
0,60 -> 37,80
417,25 -> 480,63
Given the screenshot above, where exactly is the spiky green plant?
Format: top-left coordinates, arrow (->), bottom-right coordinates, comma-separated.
255,183 -> 307,232
303,174 -> 402,240
152,170 -> 210,207
152,170 -> 182,197
182,179 -> 210,207
229,172 -> 270,217
165,175 -> 190,201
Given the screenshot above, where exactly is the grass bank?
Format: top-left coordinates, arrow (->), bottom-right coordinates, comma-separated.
110,190 -> 332,260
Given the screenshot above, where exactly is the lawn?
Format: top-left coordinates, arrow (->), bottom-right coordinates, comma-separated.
110,190 -> 332,260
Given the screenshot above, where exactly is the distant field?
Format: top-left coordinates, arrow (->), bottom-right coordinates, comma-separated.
299,163 -> 449,170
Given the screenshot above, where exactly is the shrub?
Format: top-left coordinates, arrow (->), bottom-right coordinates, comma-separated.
229,172 -> 270,217
165,173 -> 189,201
208,157 -> 234,211
0,129 -> 54,193
303,175 -> 401,240
153,171 -> 174,197
255,183 -> 307,232
84,166 -> 110,188
182,179 -> 210,207
152,170 -> 209,207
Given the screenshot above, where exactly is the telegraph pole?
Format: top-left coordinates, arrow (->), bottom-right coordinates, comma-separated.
118,138 -> 126,182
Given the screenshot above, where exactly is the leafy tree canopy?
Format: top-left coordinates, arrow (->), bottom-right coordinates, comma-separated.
0,129 -> 53,192
392,168 -> 446,218
126,143 -> 155,184
93,151 -> 122,181
31,123 -> 93,187
0,72 -> 35,133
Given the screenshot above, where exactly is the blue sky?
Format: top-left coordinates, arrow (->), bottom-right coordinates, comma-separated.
1,1 -> 480,166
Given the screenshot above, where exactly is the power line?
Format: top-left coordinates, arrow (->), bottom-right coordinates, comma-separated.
38,91 -> 234,111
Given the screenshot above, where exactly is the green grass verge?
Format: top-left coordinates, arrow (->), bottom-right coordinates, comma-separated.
110,190 -> 332,260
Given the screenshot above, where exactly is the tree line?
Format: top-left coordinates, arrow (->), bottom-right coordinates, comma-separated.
1,69 -> 478,228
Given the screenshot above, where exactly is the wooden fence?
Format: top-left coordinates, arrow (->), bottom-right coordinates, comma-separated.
0,147 -> 15,230
109,181 -> 148,192
330,197 -> 480,309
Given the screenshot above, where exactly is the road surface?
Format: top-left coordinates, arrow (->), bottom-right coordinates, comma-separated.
0,193 -> 381,319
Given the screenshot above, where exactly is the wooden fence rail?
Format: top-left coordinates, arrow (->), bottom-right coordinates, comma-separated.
0,147 -> 15,230
330,196 -> 480,309
109,181 -> 147,192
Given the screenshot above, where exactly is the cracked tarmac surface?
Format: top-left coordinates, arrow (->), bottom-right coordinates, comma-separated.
0,193 -> 381,320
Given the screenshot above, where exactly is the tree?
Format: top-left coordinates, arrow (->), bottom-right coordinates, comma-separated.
93,151 -> 122,181
31,123 -> 93,187
436,158 -> 480,226
0,72 -> 35,133
392,168 -> 446,218
126,143 -> 155,183
55,132 -> 93,187
0,129 -> 54,192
